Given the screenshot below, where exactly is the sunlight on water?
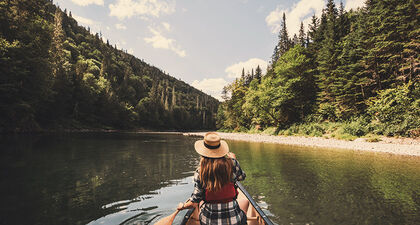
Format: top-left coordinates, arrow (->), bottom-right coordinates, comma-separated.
88,176 -> 194,225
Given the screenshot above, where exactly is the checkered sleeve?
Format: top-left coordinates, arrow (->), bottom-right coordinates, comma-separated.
189,169 -> 205,203
232,158 -> 246,182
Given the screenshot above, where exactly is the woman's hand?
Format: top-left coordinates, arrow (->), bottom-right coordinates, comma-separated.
177,202 -> 185,210
177,200 -> 196,210
227,152 -> 236,159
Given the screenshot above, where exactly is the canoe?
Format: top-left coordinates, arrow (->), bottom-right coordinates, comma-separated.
179,182 -> 274,225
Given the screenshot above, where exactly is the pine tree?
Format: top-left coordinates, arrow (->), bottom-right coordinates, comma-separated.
298,22 -> 306,47
337,1 -> 350,40
245,71 -> 252,86
271,45 -> 279,65
361,0 -> 417,91
308,15 -> 319,43
221,86 -> 229,101
394,0 -> 418,82
292,34 -> 298,46
277,12 -> 291,56
334,10 -> 370,118
316,0 -> 340,120
255,65 -> 262,83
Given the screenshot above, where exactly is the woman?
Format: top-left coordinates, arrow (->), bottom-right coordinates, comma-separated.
177,132 -> 247,225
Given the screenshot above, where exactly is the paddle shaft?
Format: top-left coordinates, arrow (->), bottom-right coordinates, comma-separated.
236,181 -> 275,225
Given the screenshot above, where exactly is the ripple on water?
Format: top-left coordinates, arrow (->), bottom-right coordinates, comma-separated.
87,176 -> 194,225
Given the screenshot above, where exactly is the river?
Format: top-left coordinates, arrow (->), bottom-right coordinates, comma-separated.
0,132 -> 419,225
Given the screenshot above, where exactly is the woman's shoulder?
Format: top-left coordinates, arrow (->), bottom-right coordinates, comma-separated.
230,157 -> 240,165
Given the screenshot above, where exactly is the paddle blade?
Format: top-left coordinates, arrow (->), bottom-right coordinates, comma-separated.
154,210 -> 180,225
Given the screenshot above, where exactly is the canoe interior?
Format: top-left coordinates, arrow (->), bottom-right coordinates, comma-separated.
180,189 -> 266,225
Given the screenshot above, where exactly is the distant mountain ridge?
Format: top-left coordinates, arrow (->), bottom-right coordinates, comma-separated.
0,0 -> 219,132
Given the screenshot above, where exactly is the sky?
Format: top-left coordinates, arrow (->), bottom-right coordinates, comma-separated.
54,0 -> 365,100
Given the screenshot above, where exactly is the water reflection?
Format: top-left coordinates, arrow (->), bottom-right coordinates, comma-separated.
232,141 -> 420,225
0,133 -> 200,225
1,133 -> 419,225
88,176 -> 193,225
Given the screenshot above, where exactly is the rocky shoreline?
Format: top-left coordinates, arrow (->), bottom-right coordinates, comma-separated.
183,132 -> 420,157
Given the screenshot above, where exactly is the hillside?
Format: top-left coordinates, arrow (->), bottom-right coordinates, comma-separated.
218,0 -> 419,138
0,0 -> 219,132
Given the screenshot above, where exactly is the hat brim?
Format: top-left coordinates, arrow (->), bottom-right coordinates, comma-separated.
194,140 -> 229,158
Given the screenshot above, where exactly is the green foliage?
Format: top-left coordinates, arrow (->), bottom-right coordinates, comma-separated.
0,0 -> 219,132
364,134 -> 382,142
262,127 -> 277,135
217,0 -> 419,138
247,46 -> 315,128
279,123 -> 325,137
367,82 -> 420,136
341,119 -> 368,137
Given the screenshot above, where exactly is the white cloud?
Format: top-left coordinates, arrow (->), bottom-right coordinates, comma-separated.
266,0 -> 324,36
115,23 -> 127,30
73,15 -> 102,34
345,0 -> 365,11
109,0 -> 175,20
73,15 -> 97,26
162,22 -> 171,31
127,48 -> 134,54
191,78 -> 229,101
71,0 -> 104,6
225,58 -> 268,78
144,27 -> 186,57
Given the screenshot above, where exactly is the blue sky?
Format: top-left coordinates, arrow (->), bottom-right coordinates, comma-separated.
54,0 -> 365,100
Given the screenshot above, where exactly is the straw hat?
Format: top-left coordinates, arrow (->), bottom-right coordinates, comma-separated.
194,132 -> 229,158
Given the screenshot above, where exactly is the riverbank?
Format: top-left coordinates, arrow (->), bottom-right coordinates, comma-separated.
183,132 -> 420,157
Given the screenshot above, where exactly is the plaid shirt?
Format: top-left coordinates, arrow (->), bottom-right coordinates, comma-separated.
189,158 -> 247,225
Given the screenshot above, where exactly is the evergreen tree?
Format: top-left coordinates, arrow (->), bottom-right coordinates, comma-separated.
298,22 -> 306,47
277,12 -> 291,56
0,0 -> 219,131
316,0 -> 340,120
334,10 -> 369,118
254,65 -> 262,83
308,15 -> 319,43
271,45 -> 279,65
337,1 -> 349,39
292,34 -> 298,46
217,0 -> 419,137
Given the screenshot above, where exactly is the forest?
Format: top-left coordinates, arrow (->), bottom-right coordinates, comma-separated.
0,0 -> 219,132
217,0 -> 419,139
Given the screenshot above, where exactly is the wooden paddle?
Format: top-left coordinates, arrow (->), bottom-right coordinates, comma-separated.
154,202 -> 186,225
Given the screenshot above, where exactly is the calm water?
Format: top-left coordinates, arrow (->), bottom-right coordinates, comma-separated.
0,133 -> 419,225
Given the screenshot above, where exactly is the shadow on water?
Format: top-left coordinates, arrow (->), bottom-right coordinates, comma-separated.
1,133 -> 419,225
0,133 -> 200,225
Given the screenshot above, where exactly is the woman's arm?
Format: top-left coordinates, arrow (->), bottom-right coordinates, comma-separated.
177,200 -> 198,210
178,169 -> 203,210
189,169 -> 205,202
232,158 -> 246,181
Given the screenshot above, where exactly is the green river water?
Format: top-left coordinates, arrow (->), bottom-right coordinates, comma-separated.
0,133 -> 419,225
